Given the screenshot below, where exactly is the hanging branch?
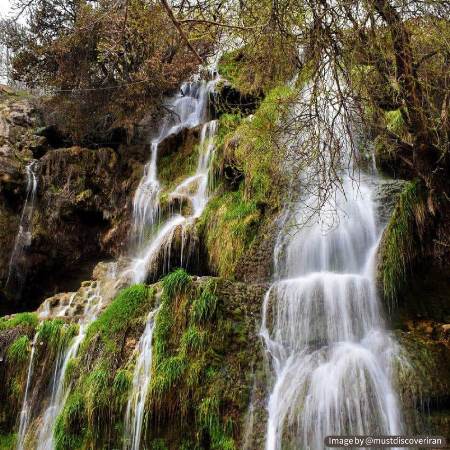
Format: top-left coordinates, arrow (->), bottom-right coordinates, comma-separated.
159,0 -> 203,65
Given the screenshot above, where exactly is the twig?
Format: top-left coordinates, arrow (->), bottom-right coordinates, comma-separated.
159,0 -> 203,65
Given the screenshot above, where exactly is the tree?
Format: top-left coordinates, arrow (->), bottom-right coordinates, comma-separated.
2,0 -> 212,142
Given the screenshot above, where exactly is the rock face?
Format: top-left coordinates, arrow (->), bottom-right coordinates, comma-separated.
0,92 -> 147,314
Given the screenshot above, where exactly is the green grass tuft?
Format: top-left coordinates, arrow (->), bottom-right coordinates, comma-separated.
54,392 -> 86,450
380,180 -> 426,303
191,280 -> 219,323
84,283 -> 150,354
7,335 -> 30,363
161,268 -> 191,300
0,312 -> 38,331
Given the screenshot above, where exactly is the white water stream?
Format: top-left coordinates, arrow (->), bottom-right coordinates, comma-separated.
6,159 -> 39,291
36,284 -> 103,450
261,127 -> 403,449
16,332 -> 40,450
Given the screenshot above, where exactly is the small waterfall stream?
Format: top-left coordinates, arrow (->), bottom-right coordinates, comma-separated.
6,159 -> 39,291
36,284 -> 103,450
261,174 -> 402,449
123,308 -> 159,450
17,332 -> 40,450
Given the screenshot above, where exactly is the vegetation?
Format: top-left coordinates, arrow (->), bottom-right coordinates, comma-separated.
0,312 -> 38,331
1,0 -> 209,143
51,284 -> 154,449
7,335 -> 30,363
379,180 -> 427,304
197,189 -> 260,279
0,433 -> 16,450
148,270 -> 246,449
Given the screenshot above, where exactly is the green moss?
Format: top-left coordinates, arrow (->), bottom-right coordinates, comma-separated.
0,433 -> 16,450
52,284 -> 154,448
151,438 -> 168,450
197,189 -> 260,278
158,141 -> 199,192
218,44 -> 296,94
191,279 -> 219,323
149,275 -> 238,448
7,335 -> 30,363
38,319 -> 78,352
385,109 -> 406,135
380,180 -> 426,303
54,392 -> 86,450
83,283 -> 151,354
231,85 -> 294,206
0,312 -> 38,331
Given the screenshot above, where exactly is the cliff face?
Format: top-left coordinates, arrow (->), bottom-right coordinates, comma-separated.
0,88 -> 153,314
0,66 -> 449,449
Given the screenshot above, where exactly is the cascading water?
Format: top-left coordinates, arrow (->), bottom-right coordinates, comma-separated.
16,332 -> 40,450
16,72 -> 218,449
261,160 -> 403,447
123,75 -> 219,450
36,284 -> 103,450
125,77 -> 218,285
131,79 -> 215,248
6,159 -> 39,291
123,308 -> 159,450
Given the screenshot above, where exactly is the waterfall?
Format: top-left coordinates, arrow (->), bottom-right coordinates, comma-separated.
261,173 -> 402,448
36,284 -> 103,450
6,159 -> 39,291
16,73 -> 218,449
123,75 -> 219,450
16,331 -> 40,450
125,77 -> 218,285
132,79 -> 215,248
123,308 -> 159,450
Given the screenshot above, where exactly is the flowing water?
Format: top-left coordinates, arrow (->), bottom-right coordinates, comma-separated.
123,308 -> 159,450
36,284 -> 103,450
131,79 -> 215,248
16,332 -> 40,450
261,174 -> 403,449
123,76 -> 219,450
16,74 -> 219,449
6,159 -> 39,291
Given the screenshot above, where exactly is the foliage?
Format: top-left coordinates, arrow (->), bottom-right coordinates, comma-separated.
54,392 -> 86,450
2,0 -> 206,143
197,188 -> 260,278
149,272 -> 239,449
0,433 -> 16,450
53,284 -> 154,448
158,140 -> 199,192
217,32 -> 298,94
38,319 -> 79,352
225,85 -> 294,207
7,335 -> 30,363
0,312 -> 38,331
190,279 -> 219,323
83,284 -> 151,354
380,180 -> 427,304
